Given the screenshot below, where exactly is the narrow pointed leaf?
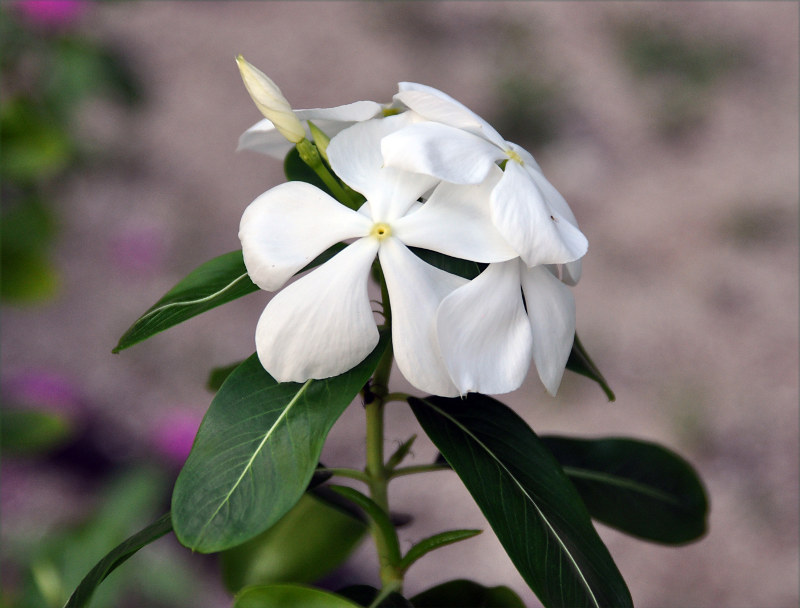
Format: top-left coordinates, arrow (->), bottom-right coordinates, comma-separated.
409,394 -> 632,608
64,513 -> 172,608
411,579 -> 525,608
398,529 -> 481,573
234,584 -> 361,608
172,334 -> 388,553
565,334 -> 615,401
541,436 -> 709,544
113,245 -> 345,353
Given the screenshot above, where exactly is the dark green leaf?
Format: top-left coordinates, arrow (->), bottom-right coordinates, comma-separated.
397,529 -> 481,573
409,394 -> 632,608
113,245 -> 344,352
542,436 -> 709,544
206,359 -> 245,392
411,579 -> 526,608
220,493 -> 367,591
63,513 -> 172,608
234,584 -> 362,608
172,334 -> 389,553
337,585 -> 413,607
566,334 -> 615,401
409,247 -> 485,280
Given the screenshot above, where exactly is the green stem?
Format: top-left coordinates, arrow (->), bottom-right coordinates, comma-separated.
319,467 -> 371,483
295,139 -> 358,209
390,463 -> 452,479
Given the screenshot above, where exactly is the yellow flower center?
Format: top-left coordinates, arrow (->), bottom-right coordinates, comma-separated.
506,149 -> 523,164
370,222 -> 392,241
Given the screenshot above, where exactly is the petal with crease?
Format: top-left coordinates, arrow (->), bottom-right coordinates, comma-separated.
381,122 -> 503,185
521,265 -> 576,396
491,161 -> 588,266
395,83 -> 507,148
328,115 -> 437,219
239,182 -> 371,291
255,237 -> 380,382
394,166 -> 516,262
379,238 -> 467,396
437,261 -> 533,395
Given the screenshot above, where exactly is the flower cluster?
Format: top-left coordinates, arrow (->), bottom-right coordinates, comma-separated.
236,58 -> 587,397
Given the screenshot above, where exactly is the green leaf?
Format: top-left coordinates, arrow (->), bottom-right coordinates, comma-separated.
337,585 -> 413,607
284,147 -> 332,193
220,492 -> 367,592
397,529 -> 481,573
541,436 -> 709,544
113,245 -> 344,352
0,409 -> 73,455
206,359 -> 245,392
409,247 -> 484,280
566,334 -> 615,401
234,584 -> 362,608
172,334 -> 389,553
410,579 -> 526,608
409,394 -> 632,608
328,485 -> 401,565
63,513 -> 172,608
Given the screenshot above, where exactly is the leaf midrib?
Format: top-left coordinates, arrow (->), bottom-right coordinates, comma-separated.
562,466 -> 681,505
422,400 -> 600,608
193,379 -> 313,547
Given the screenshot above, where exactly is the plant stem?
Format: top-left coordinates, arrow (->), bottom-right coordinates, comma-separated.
390,463 -> 452,479
295,139 -> 358,209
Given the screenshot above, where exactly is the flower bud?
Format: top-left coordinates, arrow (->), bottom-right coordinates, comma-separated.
235,55 -> 305,144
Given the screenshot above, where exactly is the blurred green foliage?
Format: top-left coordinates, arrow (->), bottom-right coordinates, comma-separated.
0,3 -> 142,303
617,20 -> 746,139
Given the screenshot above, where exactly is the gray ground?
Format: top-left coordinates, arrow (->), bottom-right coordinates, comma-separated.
3,2 -> 798,607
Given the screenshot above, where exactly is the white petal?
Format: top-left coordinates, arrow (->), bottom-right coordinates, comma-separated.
237,118 -> 294,158
236,102 -> 383,158
239,182 -> 371,291
437,261 -> 533,395
394,166 -> 517,263
395,83 -> 507,149
378,238 -> 467,396
255,237 -> 380,382
328,115 -> 438,220
525,165 -> 581,230
562,259 -> 583,286
521,265 -> 575,396
491,162 -> 588,266
381,122 -> 503,185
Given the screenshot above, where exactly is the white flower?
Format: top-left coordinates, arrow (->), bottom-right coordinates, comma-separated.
238,102 -> 385,159
236,55 -> 307,144
239,113 -> 517,396
381,83 -> 586,281
437,260 -> 576,396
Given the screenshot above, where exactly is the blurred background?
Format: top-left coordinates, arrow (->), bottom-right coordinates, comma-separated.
1,2 -> 797,607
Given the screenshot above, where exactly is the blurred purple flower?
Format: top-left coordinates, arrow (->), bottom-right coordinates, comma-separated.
152,411 -> 201,467
110,224 -> 167,276
12,0 -> 89,28
3,369 -> 84,416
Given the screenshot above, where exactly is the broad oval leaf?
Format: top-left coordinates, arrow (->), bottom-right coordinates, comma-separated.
172,334 -> 388,553
234,584 -> 361,608
541,436 -> 709,544
113,245 -> 345,353
220,492 -> 367,592
64,514 -> 173,608
410,579 -> 525,608
409,394 -> 632,608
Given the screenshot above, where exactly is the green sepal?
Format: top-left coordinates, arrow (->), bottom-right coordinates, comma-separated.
172,333 -> 389,553
541,435 -> 709,544
409,394 -> 632,608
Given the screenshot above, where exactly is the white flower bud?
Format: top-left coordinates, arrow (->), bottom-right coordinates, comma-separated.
236,55 -> 305,144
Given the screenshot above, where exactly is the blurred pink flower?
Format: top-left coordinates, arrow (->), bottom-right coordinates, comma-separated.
152,411 -> 202,467
110,224 -> 167,276
3,369 -> 83,416
12,0 -> 89,28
